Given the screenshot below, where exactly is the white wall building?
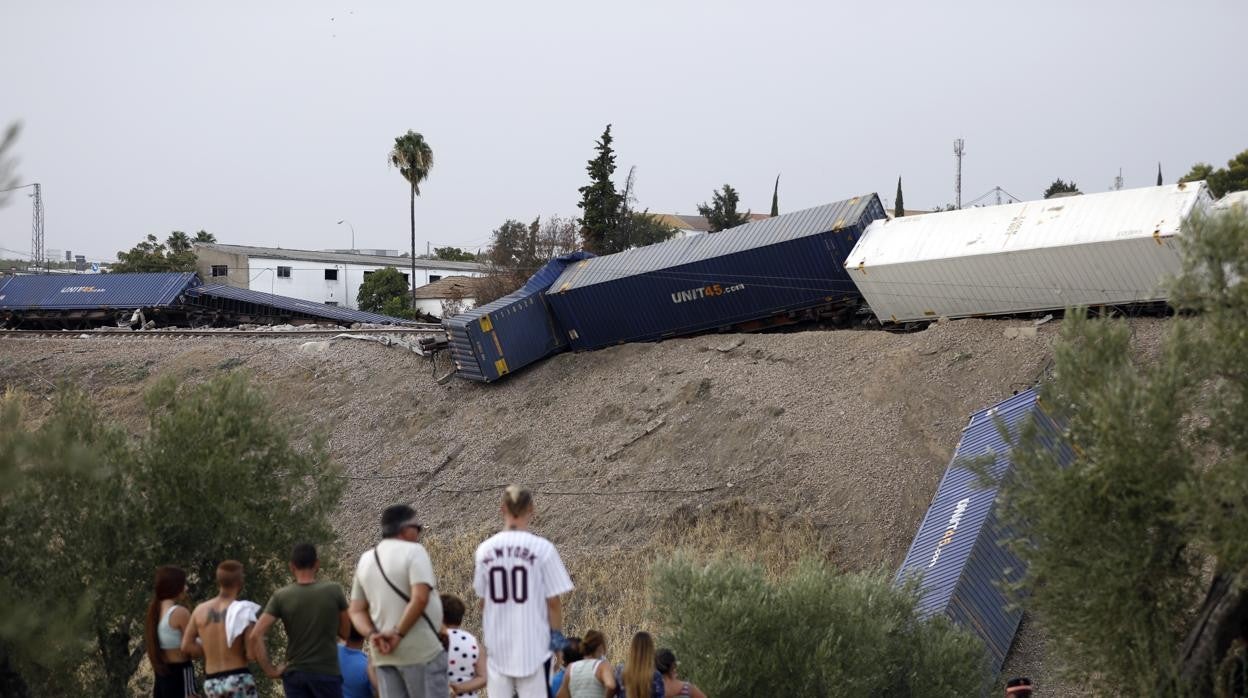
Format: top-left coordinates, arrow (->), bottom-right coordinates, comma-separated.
194,243 -> 485,310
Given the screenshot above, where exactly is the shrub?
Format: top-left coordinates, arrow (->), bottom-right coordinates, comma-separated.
652,555 -> 990,697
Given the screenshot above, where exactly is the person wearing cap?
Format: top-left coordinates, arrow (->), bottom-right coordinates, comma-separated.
1005,677 -> 1033,696
349,504 -> 448,698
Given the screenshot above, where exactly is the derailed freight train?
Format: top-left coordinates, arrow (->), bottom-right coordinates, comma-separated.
444,182 -> 1211,383
445,195 -> 886,381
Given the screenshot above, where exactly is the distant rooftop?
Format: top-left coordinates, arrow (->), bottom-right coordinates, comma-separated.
649,212 -> 772,233
411,275 -> 491,299
195,242 -> 485,271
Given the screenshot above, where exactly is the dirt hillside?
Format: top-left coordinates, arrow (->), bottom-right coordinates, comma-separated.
0,317 -> 1169,693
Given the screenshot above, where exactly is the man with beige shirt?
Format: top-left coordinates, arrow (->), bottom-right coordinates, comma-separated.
349,504 -> 448,698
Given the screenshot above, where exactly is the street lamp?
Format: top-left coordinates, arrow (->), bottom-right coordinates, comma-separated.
337,219 -> 356,251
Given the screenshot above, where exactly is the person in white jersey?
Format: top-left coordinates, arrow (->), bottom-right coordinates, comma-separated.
474,485 -> 575,698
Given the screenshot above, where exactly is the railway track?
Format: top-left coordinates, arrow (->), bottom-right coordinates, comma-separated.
0,325 -> 444,339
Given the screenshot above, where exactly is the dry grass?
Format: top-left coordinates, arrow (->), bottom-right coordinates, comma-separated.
419,499 -> 833,666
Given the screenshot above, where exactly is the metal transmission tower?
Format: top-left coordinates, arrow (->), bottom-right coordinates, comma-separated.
953,138 -> 965,209
30,183 -> 44,272
0,182 -> 44,271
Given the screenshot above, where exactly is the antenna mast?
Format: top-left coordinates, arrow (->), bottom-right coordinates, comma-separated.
1113,168 -> 1124,191
953,138 -> 965,209
31,183 -> 44,272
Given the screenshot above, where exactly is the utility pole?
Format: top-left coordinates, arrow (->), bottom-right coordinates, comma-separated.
953,139 -> 965,209
1113,168 -> 1124,191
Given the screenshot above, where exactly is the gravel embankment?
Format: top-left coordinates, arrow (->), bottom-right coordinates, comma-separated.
0,317 -> 1170,694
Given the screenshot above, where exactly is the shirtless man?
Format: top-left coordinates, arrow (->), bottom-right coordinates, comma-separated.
182,560 -> 264,698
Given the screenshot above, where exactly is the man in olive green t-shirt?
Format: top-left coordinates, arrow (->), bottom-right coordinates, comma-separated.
251,543 -> 351,698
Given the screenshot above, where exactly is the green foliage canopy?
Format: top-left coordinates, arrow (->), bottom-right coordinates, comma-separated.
112,232 -> 204,273
0,373 -> 343,696
652,556 -> 989,697
1043,178 -> 1081,199
433,246 -> 476,262
994,208 -> 1248,695
1181,149 -> 1248,199
697,184 -> 751,232
356,266 -> 410,313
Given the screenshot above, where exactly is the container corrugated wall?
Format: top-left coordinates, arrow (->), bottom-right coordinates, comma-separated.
0,272 -> 200,310
444,252 -> 593,382
847,183 -> 1211,324
894,389 -> 1070,672
545,195 -> 885,351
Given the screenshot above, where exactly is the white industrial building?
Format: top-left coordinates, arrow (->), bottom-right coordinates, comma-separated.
194,243 -> 485,310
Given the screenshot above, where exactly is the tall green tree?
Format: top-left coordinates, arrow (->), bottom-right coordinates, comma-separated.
112,232 -> 199,273
1043,178 -> 1081,198
356,266 -> 411,312
991,208 -> 1248,696
0,373 -> 343,695
193,230 -> 216,243
770,175 -> 780,217
577,125 -> 623,254
1158,162 -> 1164,186
894,177 -> 905,218
388,130 -> 434,306
697,184 -> 751,232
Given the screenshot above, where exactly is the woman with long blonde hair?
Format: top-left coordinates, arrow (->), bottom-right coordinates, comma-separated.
619,631 -> 664,698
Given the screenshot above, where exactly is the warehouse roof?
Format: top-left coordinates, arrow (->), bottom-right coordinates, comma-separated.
195,243 -> 486,272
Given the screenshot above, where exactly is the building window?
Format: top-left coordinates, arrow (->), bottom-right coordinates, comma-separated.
211,265 -> 228,277
277,266 -> 291,278
325,301 -> 338,306
324,269 -> 338,281
363,270 -> 374,277
429,275 -> 442,282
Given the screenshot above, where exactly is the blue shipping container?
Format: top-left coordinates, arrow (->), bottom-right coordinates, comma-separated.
186,284 -> 411,325
444,251 -> 594,382
894,389 -> 1070,671
544,195 -> 885,351
0,272 -> 200,310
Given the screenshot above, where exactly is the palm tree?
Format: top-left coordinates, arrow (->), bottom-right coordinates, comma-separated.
166,230 -> 191,254
193,230 -> 216,243
388,131 -> 434,305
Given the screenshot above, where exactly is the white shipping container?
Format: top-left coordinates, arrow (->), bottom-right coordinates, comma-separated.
845,182 -> 1211,324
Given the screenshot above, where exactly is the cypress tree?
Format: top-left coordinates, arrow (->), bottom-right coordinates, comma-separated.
576,125 -> 623,254
895,177 -> 905,218
770,175 -> 780,217
1157,162 -> 1164,186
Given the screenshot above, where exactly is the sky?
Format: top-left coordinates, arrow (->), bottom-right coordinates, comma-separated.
1,0 -> 1245,263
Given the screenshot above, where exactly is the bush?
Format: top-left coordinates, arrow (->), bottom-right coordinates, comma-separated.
0,373 -> 343,696
652,555 -> 990,697
357,266 -> 410,312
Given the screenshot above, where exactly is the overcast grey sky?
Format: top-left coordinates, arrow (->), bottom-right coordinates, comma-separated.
2,0 -> 1244,262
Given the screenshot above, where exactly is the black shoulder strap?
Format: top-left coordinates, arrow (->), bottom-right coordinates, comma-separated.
373,546 -> 410,602
372,546 -> 443,644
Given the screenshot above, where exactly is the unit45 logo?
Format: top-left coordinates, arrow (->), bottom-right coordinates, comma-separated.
670,283 -> 744,304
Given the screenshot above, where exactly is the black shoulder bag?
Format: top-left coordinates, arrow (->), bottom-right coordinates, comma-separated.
372,547 -> 449,651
